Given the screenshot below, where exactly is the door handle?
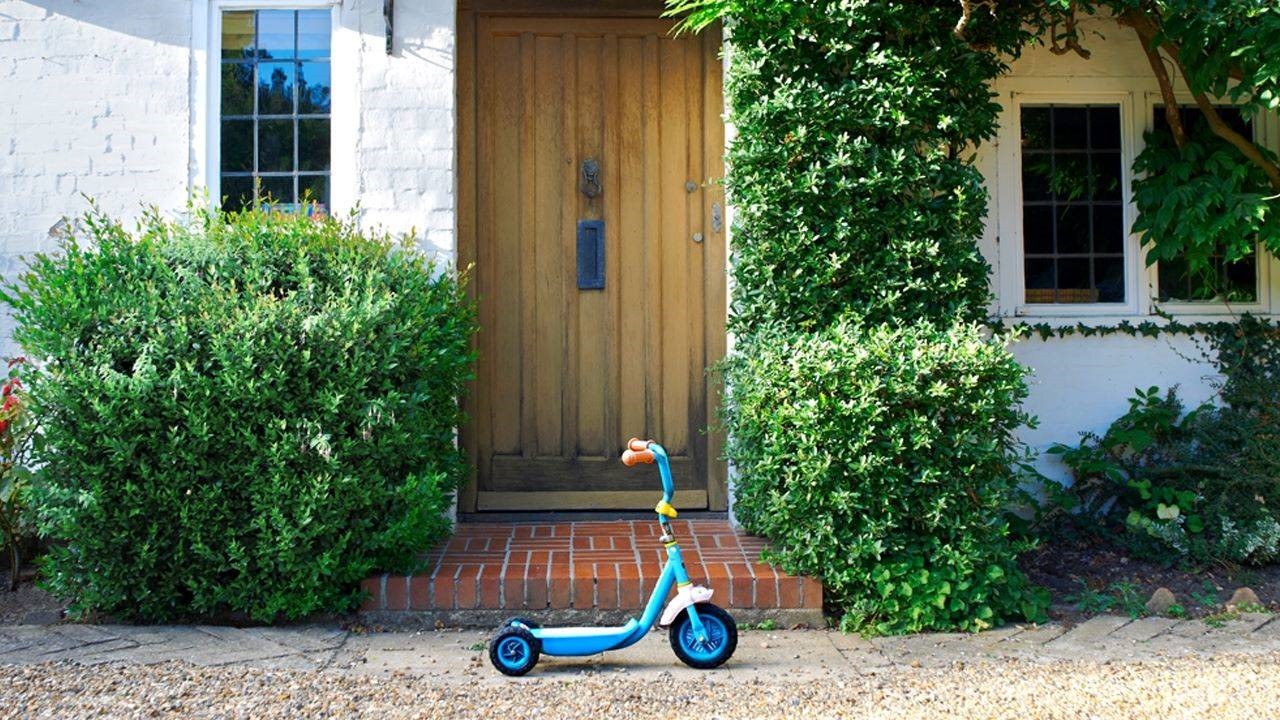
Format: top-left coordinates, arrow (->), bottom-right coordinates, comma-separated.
580,158 -> 601,199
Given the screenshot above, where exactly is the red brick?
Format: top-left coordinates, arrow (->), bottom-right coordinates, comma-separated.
751,566 -> 779,608
410,575 -> 432,610
359,576 -> 383,611
571,563 -> 595,608
800,575 -> 823,609
778,576 -> 803,609
432,566 -> 458,609
479,564 -> 503,609
549,567 -> 573,609
727,565 -> 754,608
524,564 -> 549,609
385,575 -> 410,611
455,566 -> 481,609
597,565 -> 620,608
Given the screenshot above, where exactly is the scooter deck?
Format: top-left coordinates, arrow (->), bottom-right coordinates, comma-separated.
528,618 -> 641,656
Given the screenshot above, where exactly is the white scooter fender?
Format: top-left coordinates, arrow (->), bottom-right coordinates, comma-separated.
658,584 -> 714,628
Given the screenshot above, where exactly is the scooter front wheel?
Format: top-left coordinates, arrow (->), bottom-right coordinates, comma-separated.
669,602 -> 737,669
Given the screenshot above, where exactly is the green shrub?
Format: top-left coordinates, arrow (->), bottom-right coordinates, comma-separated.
726,319 -> 1048,634
4,207 -> 475,622
1047,383 -> 1280,566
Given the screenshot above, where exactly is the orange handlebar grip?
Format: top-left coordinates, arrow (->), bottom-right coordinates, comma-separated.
627,438 -> 653,452
621,449 -> 655,466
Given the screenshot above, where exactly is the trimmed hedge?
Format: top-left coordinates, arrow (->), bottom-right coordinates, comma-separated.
727,320 -> 1046,633
5,208 -> 475,622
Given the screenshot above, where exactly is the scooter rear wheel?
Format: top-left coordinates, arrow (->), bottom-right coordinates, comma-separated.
669,602 -> 737,669
489,625 -> 540,676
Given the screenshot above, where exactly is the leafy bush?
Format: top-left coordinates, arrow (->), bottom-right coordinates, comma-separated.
727,320 -> 1048,634
1046,381 -> 1280,566
4,207 -> 475,621
669,0 -> 1048,633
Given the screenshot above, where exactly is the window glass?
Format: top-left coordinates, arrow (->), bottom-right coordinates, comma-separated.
219,9 -> 331,214
1153,106 -> 1259,303
1021,105 -> 1126,304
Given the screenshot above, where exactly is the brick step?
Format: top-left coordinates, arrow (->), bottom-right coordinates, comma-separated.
360,520 -> 822,622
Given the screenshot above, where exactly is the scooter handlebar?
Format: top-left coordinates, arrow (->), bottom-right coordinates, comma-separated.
621,448 -> 654,466
627,438 -> 653,452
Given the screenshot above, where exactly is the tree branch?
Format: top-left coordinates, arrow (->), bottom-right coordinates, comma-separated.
1121,10 -> 1186,150
1188,90 -> 1280,192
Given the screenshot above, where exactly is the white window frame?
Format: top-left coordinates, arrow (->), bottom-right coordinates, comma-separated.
1140,92 -> 1277,316
191,0 -> 347,212
996,90 -> 1144,318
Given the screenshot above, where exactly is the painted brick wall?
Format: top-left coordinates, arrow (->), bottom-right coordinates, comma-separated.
0,0 -> 193,339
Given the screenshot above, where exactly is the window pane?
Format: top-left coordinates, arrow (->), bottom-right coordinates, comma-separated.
297,10 -> 331,59
256,10 -> 295,60
299,175 -> 329,210
1089,106 -> 1121,150
1095,258 -> 1125,303
1091,152 -> 1122,201
298,119 -> 329,171
221,176 -> 254,212
1054,107 -> 1088,149
220,120 -> 253,172
258,62 -> 295,115
1022,107 -> 1051,150
258,119 -> 294,172
297,62 -> 331,114
1023,206 -> 1054,255
1021,104 -> 1125,304
258,176 -> 294,206
1056,205 -> 1090,255
221,62 -> 254,116
1093,205 -> 1124,254
221,11 -> 255,60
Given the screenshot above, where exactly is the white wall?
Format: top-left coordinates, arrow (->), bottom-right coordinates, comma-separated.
977,14 -> 1279,482
0,0 -> 458,286
0,0 -> 193,334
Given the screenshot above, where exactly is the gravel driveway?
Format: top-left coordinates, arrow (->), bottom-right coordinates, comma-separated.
5,653 -> 1279,719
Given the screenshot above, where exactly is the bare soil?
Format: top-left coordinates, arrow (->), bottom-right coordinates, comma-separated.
1022,536 -> 1280,623
0,571 -> 66,625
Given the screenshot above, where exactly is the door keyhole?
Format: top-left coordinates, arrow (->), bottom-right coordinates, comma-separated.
580,158 -> 601,199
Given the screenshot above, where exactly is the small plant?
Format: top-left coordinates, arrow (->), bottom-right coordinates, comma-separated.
1069,583 -> 1117,615
1110,580 -> 1147,620
1191,581 -> 1220,609
1165,603 -> 1188,619
0,358 -> 37,591
466,642 -> 487,652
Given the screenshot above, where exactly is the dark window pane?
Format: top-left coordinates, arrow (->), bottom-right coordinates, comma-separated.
1056,205 -> 1090,254
1022,107 -> 1051,150
1054,107 -> 1089,149
1022,158 -> 1052,201
258,62 -> 295,115
298,119 -> 329,171
220,62 -> 254,116
220,119 -> 253,172
1023,206 -> 1054,255
258,176 -> 294,206
1095,257 -> 1125,302
1052,154 -> 1091,202
297,62 -> 331,114
221,176 -> 254,212
258,119 -> 294,172
299,175 -> 329,211
1091,152 -> 1122,201
1089,106 -> 1121,149
221,11 -> 255,60
1158,255 -> 1192,302
1093,205 -> 1125,254
1224,255 -> 1258,302
257,10 -> 295,60
1025,258 -> 1055,291
297,10 -> 331,59
1058,258 -> 1090,290
1155,105 -> 1253,139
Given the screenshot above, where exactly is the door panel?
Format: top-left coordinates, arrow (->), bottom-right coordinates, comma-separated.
463,15 -> 725,510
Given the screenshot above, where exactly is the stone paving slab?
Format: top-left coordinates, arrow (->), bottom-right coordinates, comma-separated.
0,613 -> 1277,682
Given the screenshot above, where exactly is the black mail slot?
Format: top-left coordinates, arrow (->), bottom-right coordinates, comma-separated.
577,220 -> 605,290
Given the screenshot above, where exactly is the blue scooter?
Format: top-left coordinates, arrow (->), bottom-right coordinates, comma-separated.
488,438 -> 738,676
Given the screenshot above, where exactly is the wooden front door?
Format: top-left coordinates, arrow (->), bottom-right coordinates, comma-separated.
458,12 -> 727,511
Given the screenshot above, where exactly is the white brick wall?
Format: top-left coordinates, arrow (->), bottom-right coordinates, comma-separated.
0,0 -> 193,296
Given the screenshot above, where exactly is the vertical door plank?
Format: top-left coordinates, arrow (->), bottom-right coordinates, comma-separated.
559,33 -> 580,458
575,35 -> 607,456
617,36 -> 647,446
640,34 -> 664,442
658,35 -> 690,454
533,34 -> 565,456
488,33 -> 525,457
601,33 -> 621,455
458,9 -> 480,508
683,33 -> 707,481
518,32 -> 539,458
702,26 -> 728,510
